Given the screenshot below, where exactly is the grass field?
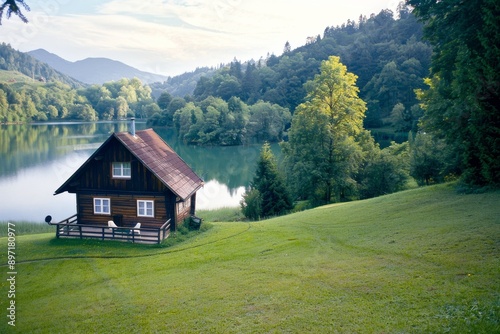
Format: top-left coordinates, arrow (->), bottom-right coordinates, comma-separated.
0,222 -> 53,237
1,183 -> 499,333
0,70 -> 42,90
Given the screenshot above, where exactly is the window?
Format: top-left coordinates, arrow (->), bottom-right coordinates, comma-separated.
137,200 -> 154,217
112,162 -> 131,179
94,198 -> 110,215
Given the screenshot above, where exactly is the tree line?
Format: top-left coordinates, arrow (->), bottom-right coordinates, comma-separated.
148,93 -> 290,145
0,70 -> 159,123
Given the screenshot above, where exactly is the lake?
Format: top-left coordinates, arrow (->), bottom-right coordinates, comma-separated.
0,121 -> 272,222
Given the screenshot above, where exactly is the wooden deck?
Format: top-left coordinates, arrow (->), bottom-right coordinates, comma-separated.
52,215 -> 171,244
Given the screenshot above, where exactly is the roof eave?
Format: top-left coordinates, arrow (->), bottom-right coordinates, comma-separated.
53,134 -> 117,195
179,182 -> 205,202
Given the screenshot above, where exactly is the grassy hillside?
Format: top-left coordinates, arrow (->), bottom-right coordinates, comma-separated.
0,70 -> 41,89
1,184 -> 499,333
1,43 -> 84,89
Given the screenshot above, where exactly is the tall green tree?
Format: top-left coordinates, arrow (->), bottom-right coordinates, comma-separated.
242,143 -> 293,219
240,188 -> 261,221
173,102 -> 201,143
409,132 -> 457,186
248,101 -> 291,142
283,56 -> 367,204
157,91 -> 173,110
358,140 -> 411,198
0,89 -> 9,121
408,0 -> 500,186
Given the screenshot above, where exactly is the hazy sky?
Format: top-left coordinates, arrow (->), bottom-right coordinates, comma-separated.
2,0 -> 400,76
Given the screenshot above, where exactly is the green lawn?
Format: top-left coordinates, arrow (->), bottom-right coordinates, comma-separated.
0,222 -> 53,237
1,183 -> 499,333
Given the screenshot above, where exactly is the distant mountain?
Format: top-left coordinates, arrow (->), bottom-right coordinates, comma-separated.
28,49 -> 169,85
0,43 -> 84,88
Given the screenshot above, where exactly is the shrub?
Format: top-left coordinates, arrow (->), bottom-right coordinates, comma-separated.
240,188 -> 262,220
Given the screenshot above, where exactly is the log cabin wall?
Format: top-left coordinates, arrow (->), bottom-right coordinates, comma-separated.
164,193 -> 177,230
176,196 -> 192,227
77,193 -> 170,228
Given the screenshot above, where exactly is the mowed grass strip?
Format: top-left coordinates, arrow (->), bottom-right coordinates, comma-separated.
0,183 -> 499,333
0,221 -> 53,237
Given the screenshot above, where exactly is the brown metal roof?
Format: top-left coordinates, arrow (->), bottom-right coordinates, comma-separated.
54,128 -> 203,200
115,129 -> 204,200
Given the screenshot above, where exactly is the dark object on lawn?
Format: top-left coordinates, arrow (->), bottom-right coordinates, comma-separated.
190,215 -> 202,230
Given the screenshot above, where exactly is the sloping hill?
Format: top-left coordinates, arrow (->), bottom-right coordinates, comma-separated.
29,48 -> 169,85
0,43 -> 84,88
0,69 -> 34,84
1,184 -> 499,332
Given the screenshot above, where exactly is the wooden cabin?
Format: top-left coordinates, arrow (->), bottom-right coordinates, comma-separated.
52,126 -> 204,243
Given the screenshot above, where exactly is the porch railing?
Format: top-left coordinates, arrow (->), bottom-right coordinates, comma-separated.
51,216 -> 171,244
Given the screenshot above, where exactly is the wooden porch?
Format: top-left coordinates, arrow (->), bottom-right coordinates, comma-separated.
52,215 -> 171,244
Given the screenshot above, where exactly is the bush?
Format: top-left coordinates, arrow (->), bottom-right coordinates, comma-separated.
161,222 -> 213,248
197,208 -> 245,222
240,188 -> 262,220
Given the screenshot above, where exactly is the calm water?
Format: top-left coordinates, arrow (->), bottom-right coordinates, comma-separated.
0,121 -> 269,222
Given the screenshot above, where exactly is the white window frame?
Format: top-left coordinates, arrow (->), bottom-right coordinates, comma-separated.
137,200 -> 154,218
112,162 -> 131,179
94,198 -> 111,215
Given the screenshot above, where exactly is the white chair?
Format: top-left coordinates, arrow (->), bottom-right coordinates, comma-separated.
132,222 -> 141,235
107,220 -> 117,233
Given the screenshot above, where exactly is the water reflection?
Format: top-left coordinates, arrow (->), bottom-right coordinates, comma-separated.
155,128 -> 261,190
0,122 -> 131,178
0,151 -> 85,222
0,122 -> 272,221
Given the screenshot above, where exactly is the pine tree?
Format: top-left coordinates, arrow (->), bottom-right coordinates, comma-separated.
283,41 -> 291,54
242,143 -> 293,219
